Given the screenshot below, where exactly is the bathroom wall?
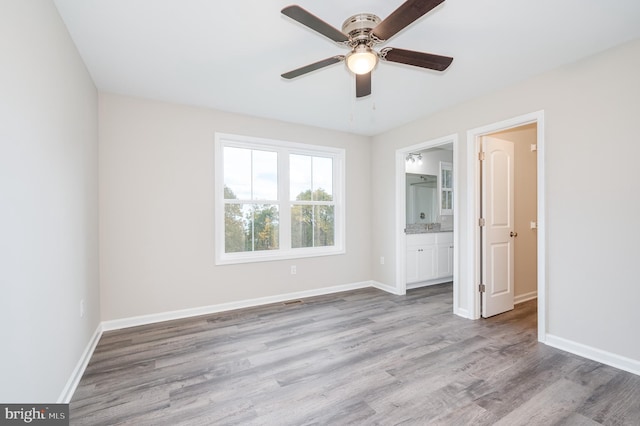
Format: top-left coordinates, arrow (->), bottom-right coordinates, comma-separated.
405,147 -> 454,228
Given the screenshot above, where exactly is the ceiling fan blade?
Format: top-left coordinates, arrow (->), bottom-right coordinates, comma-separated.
381,48 -> 453,71
281,56 -> 345,79
372,0 -> 445,41
356,72 -> 372,98
282,5 -> 349,44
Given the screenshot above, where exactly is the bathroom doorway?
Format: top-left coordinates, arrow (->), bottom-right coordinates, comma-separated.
394,134 -> 460,314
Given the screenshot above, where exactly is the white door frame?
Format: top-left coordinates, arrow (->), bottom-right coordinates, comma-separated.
394,134 -> 460,311
465,110 -> 546,342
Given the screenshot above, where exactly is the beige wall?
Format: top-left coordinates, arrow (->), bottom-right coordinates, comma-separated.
99,93 -> 372,321
491,124 -> 538,300
372,38 -> 640,362
0,1 -> 99,402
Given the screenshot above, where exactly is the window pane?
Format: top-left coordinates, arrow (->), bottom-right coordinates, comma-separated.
225,203 -> 279,253
441,190 -> 452,210
291,205 -> 312,248
252,204 -> 279,251
314,205 -> 334,247
253,150 -> 278,200
224,147 -> 252,199
224,147 -> 277,200
290,154 -> 312,201
313,157 -> 333,201
290,205 -> 334,248
441,169 -> 452,189
224,203 -> 250,253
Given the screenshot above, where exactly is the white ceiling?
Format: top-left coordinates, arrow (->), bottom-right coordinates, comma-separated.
53,0 -> 640,136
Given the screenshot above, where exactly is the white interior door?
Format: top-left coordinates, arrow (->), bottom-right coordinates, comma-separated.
481,136 -> 515,317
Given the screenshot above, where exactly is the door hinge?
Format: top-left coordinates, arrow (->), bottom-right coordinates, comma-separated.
478,151 -> 485,161
479,284 -> 486,292
478,218 -> 486,227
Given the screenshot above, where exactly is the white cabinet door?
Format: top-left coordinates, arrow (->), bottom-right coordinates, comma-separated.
406,234 -> 438,284
418,245 -> 437,281
406,245 -> 436,283
436,244 -> 453,278
406,247 -> 420,283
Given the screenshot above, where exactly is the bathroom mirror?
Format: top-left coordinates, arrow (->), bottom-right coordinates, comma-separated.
406,173 -> 437,224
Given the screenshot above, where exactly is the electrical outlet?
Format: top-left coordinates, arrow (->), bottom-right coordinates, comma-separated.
380,256 -> 385,265
290,265 -> 297,275
80,299 -> 85,318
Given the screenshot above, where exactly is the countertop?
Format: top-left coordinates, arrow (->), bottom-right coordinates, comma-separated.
405,224 -> 453,234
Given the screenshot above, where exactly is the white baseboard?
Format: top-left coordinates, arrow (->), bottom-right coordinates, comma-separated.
455,307 -> 471,319
371,281 -> 403,295
102,280 -> 374,332
406,277 -> 453,290
545,334 -> 640,377
515,291 -> 537,305
58,323 -> 103,403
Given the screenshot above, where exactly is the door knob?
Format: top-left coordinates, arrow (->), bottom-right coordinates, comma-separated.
510,231 -> 518,237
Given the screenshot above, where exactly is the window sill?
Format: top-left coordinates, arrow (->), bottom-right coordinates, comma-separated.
215,247 -> 346,266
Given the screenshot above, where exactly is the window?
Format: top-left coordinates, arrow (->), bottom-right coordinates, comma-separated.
215,133 -> 345,264
439,161 -> 453,215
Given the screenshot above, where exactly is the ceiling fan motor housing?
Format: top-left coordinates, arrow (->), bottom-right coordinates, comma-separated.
342,14 -> 382,45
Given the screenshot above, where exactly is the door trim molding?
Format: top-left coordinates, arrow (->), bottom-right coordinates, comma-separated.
395,134 -> 459,312
465,110 -> 546,342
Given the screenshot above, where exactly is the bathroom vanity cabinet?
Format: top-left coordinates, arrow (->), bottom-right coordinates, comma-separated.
406,232 -> 453,288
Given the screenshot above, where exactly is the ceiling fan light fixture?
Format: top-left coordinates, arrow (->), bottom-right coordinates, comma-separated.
346,45 -> 378,75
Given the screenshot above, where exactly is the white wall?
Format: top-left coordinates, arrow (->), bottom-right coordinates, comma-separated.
371,38 -> 640,362
99,93 -> 371,321
405,148 -> 453,176
0,1 -> 99,402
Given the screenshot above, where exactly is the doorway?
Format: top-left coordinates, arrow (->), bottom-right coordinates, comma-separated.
465,111 -> 546,342
395,134 -> 460,310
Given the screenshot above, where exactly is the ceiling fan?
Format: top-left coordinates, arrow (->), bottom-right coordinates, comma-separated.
281,0 -> 453,98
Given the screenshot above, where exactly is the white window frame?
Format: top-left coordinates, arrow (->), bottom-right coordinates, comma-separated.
214,133 -> 345,265
439,161 -> 453,216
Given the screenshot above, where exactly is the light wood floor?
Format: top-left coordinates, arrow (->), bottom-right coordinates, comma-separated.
70,283 -> 640,425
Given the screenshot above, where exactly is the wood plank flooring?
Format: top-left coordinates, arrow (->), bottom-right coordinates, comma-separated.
70,284 -> 640,425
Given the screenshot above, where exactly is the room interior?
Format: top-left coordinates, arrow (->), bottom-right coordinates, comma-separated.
2,0 -> 640,421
